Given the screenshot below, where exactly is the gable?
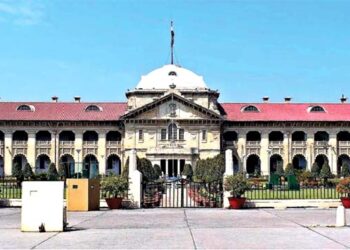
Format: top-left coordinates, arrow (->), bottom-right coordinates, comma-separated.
121,93 -> 222,120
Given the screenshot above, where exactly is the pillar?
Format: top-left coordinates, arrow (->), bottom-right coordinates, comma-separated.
98,131 -> 107,175
306,131 -> 314,171
128,149 -> 142,208
27,131 -> 36,169
74,130 -> 83,174
4,130 -> 13,176
329,131 -> 337,174
260,131 -> 269,176
236,132 -> 246,171
223,149 -> 233,208
283,132 -> 290,166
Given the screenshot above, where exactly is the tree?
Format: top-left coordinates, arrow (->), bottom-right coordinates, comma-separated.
311,162 -> 320,178
138,158 -> 157,182
275,161 -> 284,177
12,162 -> 23,183
47,163 -> 59,181
182,164 -> 193,179
194,154 -> 225,183
341,162 -> 350,178
58,164 -> 66,180
285,163 -> 294,176
319,161 -> 333,181
153,164 -> 162,179
23,163 -> 34,180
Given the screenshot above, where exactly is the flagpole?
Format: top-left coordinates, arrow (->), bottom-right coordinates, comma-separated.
170,21 -> 174,65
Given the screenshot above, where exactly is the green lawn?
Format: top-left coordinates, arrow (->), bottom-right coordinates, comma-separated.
245,188 -> 341,200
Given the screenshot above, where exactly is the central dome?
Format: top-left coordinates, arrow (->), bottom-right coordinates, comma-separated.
136,64 -> 208,90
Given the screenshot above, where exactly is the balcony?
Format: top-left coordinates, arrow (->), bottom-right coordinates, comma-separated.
269,141 -> 283,147
246,141 -> 261,147
36,140 -> 51,147
292,141 -> 306,147
13,140 -> 28,147
83,141 -> 98,147
59,141 -> 74,147
106,141 -> 121,147
314,141 -> 329,147
338,141 -> 350,147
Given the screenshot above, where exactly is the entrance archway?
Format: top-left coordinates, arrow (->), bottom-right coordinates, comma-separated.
59,154 -> 75,178
0,156 -> 4,177
270,154 -> 283,174
106,155 -> 121,175
337,154 -> 350,176
35,154 -> 51,173
13,154 -> 27,169
246,155 -> 261,176
315,154 -> 328,169
292,154 -> 307,170
83,154 -> 99,178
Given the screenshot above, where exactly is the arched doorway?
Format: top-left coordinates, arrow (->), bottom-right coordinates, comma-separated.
337,154 -> 350,176
315,154 -> 328,169
270,154 -> 283,174
35,154 -> 51,173
83,154 -> 99,178
13,154 -> 27,169
233,154 -> 239,173
246,155 -> 261,176
293,154 -> 307,170
60,154 -> 75,178
106,155 -> 121,175
0,156 -> 4,177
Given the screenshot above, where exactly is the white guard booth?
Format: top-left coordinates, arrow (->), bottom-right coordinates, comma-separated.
21,181 -> 66,232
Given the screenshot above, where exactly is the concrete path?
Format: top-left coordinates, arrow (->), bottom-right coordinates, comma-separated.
1,207 -> 350,249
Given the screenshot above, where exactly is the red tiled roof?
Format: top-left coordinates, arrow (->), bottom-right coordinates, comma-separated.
0,102 -> 127,121
221,103 -> 350,122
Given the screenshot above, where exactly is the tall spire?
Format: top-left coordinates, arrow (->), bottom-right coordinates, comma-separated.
170,21 -> 175,65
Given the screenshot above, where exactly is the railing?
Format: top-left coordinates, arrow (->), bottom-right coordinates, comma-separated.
315,141 -> 329,147
36,141 -> 51,146
83,141 -> 98,146
246,141 -> 261,146
269,141 -> 283,146
0,177 -> 22,199
13,140 -> 27,146
292,141 -> 306,146
106,141 -> 121,147
59,141 -> 74,147
339,141 -> 350,147
245,181 -> 340,200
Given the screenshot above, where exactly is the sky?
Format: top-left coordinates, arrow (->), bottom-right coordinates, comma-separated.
0,0 -> 349,103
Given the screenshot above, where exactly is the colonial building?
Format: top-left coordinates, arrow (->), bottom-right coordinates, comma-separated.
0,63 -> 350,178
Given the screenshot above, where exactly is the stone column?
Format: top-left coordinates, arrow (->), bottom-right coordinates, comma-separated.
306,131 -> 314,171
329,131 -> 338,174
236,132 -> 246,171
97,131 -> 107,175
128,149 -> 142,208
260,131 -> 269,176
74,130 -> 83,174
223,149 -> 233,208
283,132 -> 290,165
27,131 -> 36,169
4,130 -> 13,176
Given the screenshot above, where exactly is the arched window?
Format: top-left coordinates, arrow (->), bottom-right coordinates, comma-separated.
309,106 -> 325,112
168,123 -> 177,140
242,105 -> 259,112
85,105 -> 102,112
168,71 -> 177,76
17,105 -> 34,111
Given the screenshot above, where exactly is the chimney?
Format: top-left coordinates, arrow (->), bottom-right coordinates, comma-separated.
51,96 -> 58,102
74,96 -> 81,103
340,94 -> 347,103
262,96 -> 269,103
284,97 -> 292,103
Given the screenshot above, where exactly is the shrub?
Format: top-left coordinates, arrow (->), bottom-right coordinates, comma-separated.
194,154 -> 225,182
285,163 -> 294,176
182,164 -> 193,179
336,177 -> 350,197
297,170 -> 312,183
101,174 -> 128,198
138,158 -> 157,182
23,163 -> 34,180
58,164 -> 66,180
35,173 -> 48,181
311,162 -> 320,178
47,163 -> 59,181
224,174 -> 250,198
341,162 -> 350,178
153,164 -> 162,179
319,161 -> 333,180
12,162 -> 23,181
275,161 -> 284,177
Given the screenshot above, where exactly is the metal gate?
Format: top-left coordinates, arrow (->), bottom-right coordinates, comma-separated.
142,178 -> 223,208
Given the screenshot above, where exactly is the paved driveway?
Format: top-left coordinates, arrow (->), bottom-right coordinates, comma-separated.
1,207 -> 350,249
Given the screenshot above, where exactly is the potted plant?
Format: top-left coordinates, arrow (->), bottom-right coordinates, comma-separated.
224,174 -> 250,209
101,174 -> 128,209
336,177 -> 350,208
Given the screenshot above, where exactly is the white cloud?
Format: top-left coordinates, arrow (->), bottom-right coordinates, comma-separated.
0,0 -> 45,26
